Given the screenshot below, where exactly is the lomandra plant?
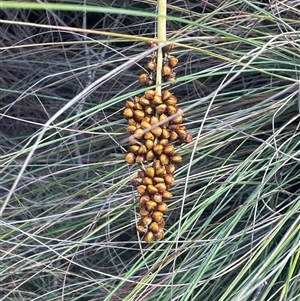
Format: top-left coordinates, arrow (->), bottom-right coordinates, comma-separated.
1,1 -> 300,301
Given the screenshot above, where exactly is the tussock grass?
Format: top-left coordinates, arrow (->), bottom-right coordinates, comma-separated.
1,1 -> 299,300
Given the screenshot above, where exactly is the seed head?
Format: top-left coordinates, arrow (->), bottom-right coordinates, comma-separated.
149,222 -> 159,233
137,225 -> 147,234
144,231 -> 155,243
152,211 -> 164,223
154,228 -> 165,239
168,56 -> 179,68
146,200 -> 158,212
125,152 -> 135,164
142,215 -> 152,226
157,202 -> 168,213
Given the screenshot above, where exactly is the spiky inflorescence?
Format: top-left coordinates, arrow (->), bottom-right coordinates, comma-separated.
124,43 -> 192,243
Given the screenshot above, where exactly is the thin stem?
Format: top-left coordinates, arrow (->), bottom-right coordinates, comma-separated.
155,0 -> 167,96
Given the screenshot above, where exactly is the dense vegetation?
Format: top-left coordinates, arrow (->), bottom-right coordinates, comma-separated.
1,1 -> 299,300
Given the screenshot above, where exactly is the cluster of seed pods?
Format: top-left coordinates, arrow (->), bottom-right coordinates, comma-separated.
139,42 -> 178,86
124,43 -> 192,243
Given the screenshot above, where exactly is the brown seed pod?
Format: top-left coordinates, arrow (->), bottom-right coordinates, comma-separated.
138,145 -> 147,155
142,215 -> 152,226
157,202 -> 168,213
156,167 -> 167,177
162,190 -> 173,199
153,177 -> 165,184
143,177 -> 153,186
142,117 -> 151,124
144,90 -> 156,100
134,96 -> 140,103
184,133 -> 193,143
123,108 -> 134,119
139,96 -> 151,107
125,100 -> 134,108
125,152 -> 135,164
153,94 -> 163,105
127,118 -> 136,126
152,211 -> 164,223
137,185 -> 147,195
144,131 -> 155,141
145,139 -> 154,150
170,123 -> 181,131
155,183 -> 167,193
133,103 -> 143,110
145,166 -> 155,178
168,56 -> 179,68
138,170 -> 146,178
133,110 -> 145,121
164,144 -> 175,156
147,184 -> 159,195
144,231 -> 155,243
137,225 -> 147,234
159,153 -> 169,165
149,222 -> 159,233
151,127 -> 162,138
140,206 -> 150,217
153,144 -> 164,155
172,115 -> 183,124
153,193 -> 163,203
132,177 -> 143,187
161,128 -> 170,139
164,174 -> 175,185
162,90 -> 172,101
135,155 -> 145,164
156,103 -> 167,114
146,40 -> 158,49
157,218 -> 165,228
154,228 -> 165,239
141,120 -> 151,129
169,131 -> 179,141
139,195 -> 150,206
166,164 -> 176,174
164,71 -> 176,82
153,160 -> 162,170
167,105 -> 177,116
126,125 -> 136,134
150,116 -> 159,125
163,43 -> 174,53
170,154 -> 183,164
176,128 -> 187,140
144,106 -> 154,115
146,200 -> 157,212
159,114 -> 168,123
159,138 -> 169,146
162,64 -> 173,76
129,145 -> 139,154
146,60 -> 157,71
134,128 -> 145,139
139,73 -> 150,85
145,150 -> 155,162
165,95 -> 177,106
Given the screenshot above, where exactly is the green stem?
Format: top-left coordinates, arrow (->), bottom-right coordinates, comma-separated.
155,0 -> 167,96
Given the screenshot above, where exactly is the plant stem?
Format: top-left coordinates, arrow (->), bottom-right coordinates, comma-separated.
155,0 -> 167,96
